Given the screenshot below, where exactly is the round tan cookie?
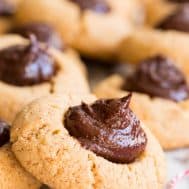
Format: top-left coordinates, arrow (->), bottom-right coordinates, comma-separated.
0,144 -> 41,189
0,34 -> 89,124
0,0 -> 23,34
11,94 -> 166,189
118,28 -> 189,78
94,75 -> 189,150
13,0 -> 145,59
106,0 -> 145,26
0,18 -> 12,34
141,0 -> 176,26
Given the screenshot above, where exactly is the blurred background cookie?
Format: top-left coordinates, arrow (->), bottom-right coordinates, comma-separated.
94,56 -> 189,149
0,35 -> 89,123
13,0 -> 146,60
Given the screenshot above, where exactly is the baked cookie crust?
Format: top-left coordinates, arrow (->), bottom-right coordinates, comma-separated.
11,94 -> 166,189
141,0 -> 176,26
13,0 -> 145,59
118,28 -> 189,78
0,144 -> 41,189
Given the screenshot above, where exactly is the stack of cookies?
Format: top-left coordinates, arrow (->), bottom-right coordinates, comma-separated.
0,0 -> 188,188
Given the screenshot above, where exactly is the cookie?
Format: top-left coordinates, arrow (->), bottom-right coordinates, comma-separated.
118,28 -> 189,77
11,94 -> 166,189
0,120 -> 41,189
94,56 -> 189,149
13,0 -> 144,59
0,0 -> 15,34
141,0 -> 176,26
0,34 -> 89,123
157,3 -> 189,32
9,22 -> 64,50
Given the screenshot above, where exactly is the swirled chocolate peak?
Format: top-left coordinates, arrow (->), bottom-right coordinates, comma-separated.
0,0 -> 15,16
0,35 -> 57,86
69,0 -> 110,13
157,4 -> 189,32
65,94 -> 147,164
124,56 -> 189,102
10,23 -> 63,50
0,120 -> 10,147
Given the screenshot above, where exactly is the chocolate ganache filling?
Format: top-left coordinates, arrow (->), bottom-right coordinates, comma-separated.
0,120 -> 10,147
0,35 -> 57,86
65,94 -> 147,164
157,4 -> 189,32
10,23 -> 63,50
69,0 -> 110,13
124,56 -> 189,102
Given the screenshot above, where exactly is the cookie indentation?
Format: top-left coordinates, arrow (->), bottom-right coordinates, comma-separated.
10,23 -> 64,50
0,35 -> 58,86
69,0 -> 111,13
65,94 -> 147,164
124,55 -> 189,102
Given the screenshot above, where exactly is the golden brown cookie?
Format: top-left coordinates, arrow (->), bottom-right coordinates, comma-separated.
11,94 -> 166,189
94,74 -> 189,149
0,119 -> 41,189
0,144 -> 41,189
0,0 -> 22,34
13,0 -> 145,59
8,22 -> 64,50
0,35 -> 89,123
118,28 -> 189,77
141,0 -> 176,26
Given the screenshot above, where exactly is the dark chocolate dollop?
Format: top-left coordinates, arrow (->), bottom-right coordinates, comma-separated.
65,94 -> 147,164
0,0 -> 15,16
0,120 -> 10,147
157,4 -> 189,32
10,23 -> 63,50
0,35 -> 57,86
69,0 -> 110,13
124,56 -> 189,102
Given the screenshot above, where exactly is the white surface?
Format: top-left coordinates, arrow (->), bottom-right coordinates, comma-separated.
166,149 -> 189,189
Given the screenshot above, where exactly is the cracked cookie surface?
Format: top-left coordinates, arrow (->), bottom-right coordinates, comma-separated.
11,94 -> 165,189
